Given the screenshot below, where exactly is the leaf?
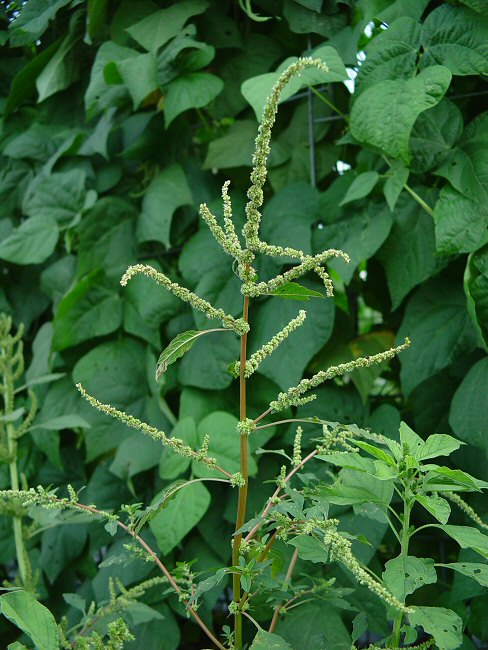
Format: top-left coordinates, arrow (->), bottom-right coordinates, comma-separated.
23,169 -> 88,226
84,41 -> 134,117
157,329 -> 226,379
178,329 -> 240,390
52,269 -> 122,351
110,433 -> 162,480
288,535 -> 329,563
441,526 -> 488,558
440,562 -> 488,588
137,164 -> 193,247
464,248 -> 488,350
0,590 -> 59,650
149,481 -> 211,555
383,161 -> 409,211
383,556 -> 437,601
434,185 -> 488,255
275,601 -> 351,650
377,192 -> 447,309
36,28 -> 80,102
425,467 -> 486,492
350,66 -> 452,163
414,494 -> 451,524
126,0 -> 208,54
417,434 -> 464,461
339,171 -> 379,205
164,72 -> 223,128
30,414 -> 91,431
266,282 -> 326,301
241,45 -> 347,120
250,630 -> 294,650
113,52 -> 158,109
0,216 -> 58,265
408,606 -> 463,650
421,4 -> 488,76
397,278 -> 477,397
40,525 -> 87,583
8,0 -> 72,46
450,358 -> 488,452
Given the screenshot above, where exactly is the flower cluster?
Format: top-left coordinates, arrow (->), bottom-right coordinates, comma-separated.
443,492 -> 488,530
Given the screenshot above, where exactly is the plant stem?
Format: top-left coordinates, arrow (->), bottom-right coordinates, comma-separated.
391,480 -> 411,647
269,548 -> 299,632
2,372 -> 27,586
403,184 -> 434,217
306,84 -> 349,121
233,293 -> 250,650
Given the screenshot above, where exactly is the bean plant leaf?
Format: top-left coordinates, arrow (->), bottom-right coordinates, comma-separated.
449,357 -> 488,452
339,171 -> 379,205
0,591 -> 59,650
250,630 -> 294,650
0,216 -> 58,265
350,65 -> 452,162
408,606 -> 463,650
156,329 -> 227,379
164,72 -> 223,128
434,185 -> 488,255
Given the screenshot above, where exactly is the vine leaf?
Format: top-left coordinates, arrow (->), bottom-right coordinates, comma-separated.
156,328 -> 226,379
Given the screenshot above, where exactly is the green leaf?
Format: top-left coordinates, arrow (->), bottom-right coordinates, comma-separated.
137,164 -> 193,247
0,216 -> 58,265
426,467 -> 486,492
283,1 -> 347,37
53,270 -> 122,351
149,481 -> 211,555
30,414 -> 91,431
8,0 -> 72,46
275,601 -> 351,650
157,329 -> 227,380
114,52 -> 158,108
421,5 -> 488,76
377,192 -> 447,309
266,282 -> 325,301
464,248 -> 488,350
84,41 -> 134,117
408,606 -> 462,650
415,494 -> 451,524
350,66 -> 452,163
397,278 -> 477,396
317,452 -> 375,473
322,469 -> 393,506
40,525 -> 87,583
383,556 -> 437,601
417,434 -> 464,461
0,590 -> 59,650
288,535 -> 329,563
194,411 -> 257,477
159,417 -> 196,480
383,161 -> 409,211
250,630 -> 294,650
434,185 -> 488,255
178,329 -> 240,390
450,358 -> 488,452
36,28 -> 81,102
23,169 -> 88,226
439,562 -> 488,588
339,171 -> 379,206
164,72 -> 223,128
110,433 -> 162,480
241,45 -> 347,120
126,0 -> 208,54
441,526 -> 488,558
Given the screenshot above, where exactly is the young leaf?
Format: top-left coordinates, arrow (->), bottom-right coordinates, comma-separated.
414,494 -> 451,524
267,282 -> 325,301
156,329 -> 227,379
339,171 -> 379,206
0,591 -> 59,650
417,434 -> 464,461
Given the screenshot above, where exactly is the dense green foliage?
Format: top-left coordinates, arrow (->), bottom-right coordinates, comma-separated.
1,0 -> 488,648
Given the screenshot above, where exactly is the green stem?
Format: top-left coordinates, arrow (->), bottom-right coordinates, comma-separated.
3,373 -> 27,585
403,184 -> 434,217
391,481 -> 411,647
306,84 -> 349,121
233,293 -> 250,650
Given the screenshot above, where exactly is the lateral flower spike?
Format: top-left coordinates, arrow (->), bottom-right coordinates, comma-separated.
120,264 -> 249,335
76,384 -> 224,474
233,309 -> 307,378
270,338 -> 411,412
243,57 -> 329,250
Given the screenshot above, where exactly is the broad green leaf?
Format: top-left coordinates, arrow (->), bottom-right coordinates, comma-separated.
383,556 -> 437,601
266,282 -> 325,301
408,606 -> 462,650
194,411 -> 257,477
421,5 -> 488,76
415,494 -> 451,524
397,278 -> 477,396
164,72 -> 223,128
149,481 -> 210,555
464,249 -> 488,350
30,414 -> 91,431
36,27 -> 80,101
440,562 -> 488,588
157,329 -> 228,379
434,186 -> 488,255
0,590 -> 59,650
40,525 -> 87,583
354,440 -> 396,467
317,452 -> 375,473
178,328 -> 240,390
417,434 -> 464,461
377,191 -> 446,309
283,1 -> 347,37
159,417 -> 196,480
114,52 -> 158,108
450,358 -> 488,452
0,215 -> 58,265
110,433 -> 162,480
241,45 -> 347,120
275,601 -> 351,650
350,66 -> 452,163
348,331 -> 397,402
84,41 -> 134,116
23,169 -> 88,226
137,164 -> 193,247
250,630 -> 293,650
321,468 -> 393,506
441,526 -> 488,558
399,421 -> 424,457
8,0 -> 71,46
288,535 -> 329,563
126,0 -> 208,54
339,171 -> 379,205
383,161 -> 409,211
425,467 -> 487,492
53,269 -> 122,351
250,287 -> 334,390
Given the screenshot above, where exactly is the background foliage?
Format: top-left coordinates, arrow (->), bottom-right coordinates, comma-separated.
1,0 -> 488,647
